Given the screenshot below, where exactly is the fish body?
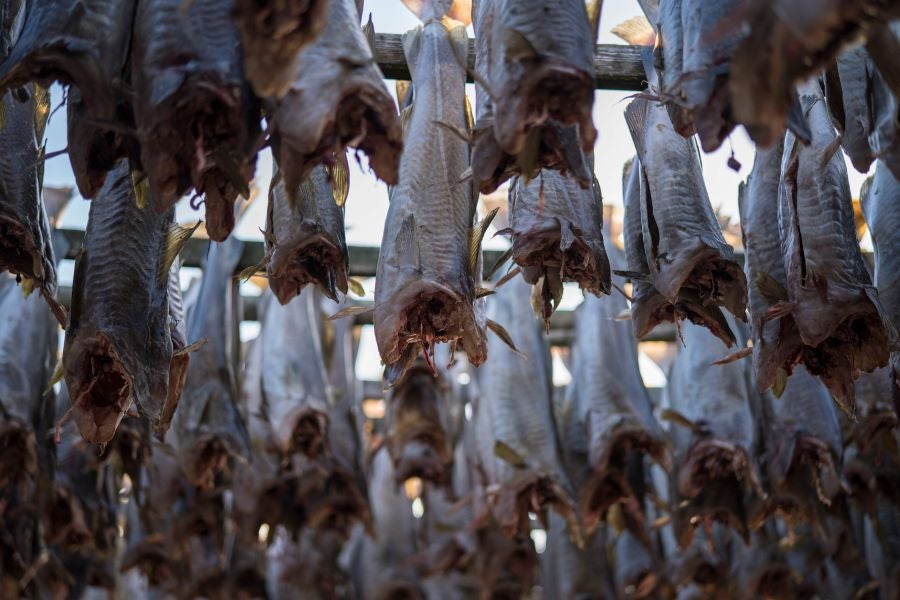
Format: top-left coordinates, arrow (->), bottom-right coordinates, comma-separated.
507,169 -> 610,324
625,97 -> 747,346
654,0 -> 690,134
132,0 -> 259,242
778,79 -> 893,416
233,0 -> 329,98
739,140 -> 804,393
0,86 -> 63,324
472,0 -> 596,192
385,360 -> 454,488
374,16 -> 486,385
265,165 -> 349,304
664,318 -> 763,546
63,161 -> 178,443
541,515 -> 615,600
861,162 -> 900,408
259,286 -> 330,458
564,243 -> 667,533
831,47 -> 877,173
271,0 -> 402,189
472,275 -> 579,542
172,234 -> 250,487
868,23 -> 900,181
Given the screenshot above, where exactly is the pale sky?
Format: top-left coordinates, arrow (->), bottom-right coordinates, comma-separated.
42,1 -> 871,383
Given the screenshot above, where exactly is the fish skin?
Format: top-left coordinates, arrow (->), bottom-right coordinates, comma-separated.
356,448 -> 426,600
63,161 -> 175,444
154,263 -> 190,439
831,47 -> 877,174
760,366 -> 844,536
507,168 -> 611,324
385,359 -> 454,488
265,166 -> 349,305
472,275 -> 580,543
132,0 -> 260,242
614,527 -> 661,599
471,0 -> 596,193
864,499 -> 900,600
0,86 -> 64,325
778,79 -> 894,417
232,0 -> 329,98
271,0 -> 402,189
541,515 -> 615,600
625,96 -> 747,346
654,0 -> 692,135
563,242 -> 668,534
664,317 -> 764,547
677,0 -> 745,152
738,140 -> 805,393
259,286 -> 330,458
622,155 -> 676,340
729,0 -> 897,148
374,17 -> 487,385
172,234 -> 251,487
868,24 -> 900,181
861,162 -> 900,411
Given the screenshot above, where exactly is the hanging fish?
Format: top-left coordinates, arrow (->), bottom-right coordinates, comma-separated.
471,0 -> 598,193
63,160 -> 192,443
472,275 -> 580,544
861,162 -> 900,411
777,79 -> 894,417
563,242 -> 669,535
171,233 -> 250,488
664,318 -> 764,547
0,86 -> 64,325
828,46 -> 878,174
263,164 -> 349,305
505,169 -> 610,325
132,0 -> 260,242
270,0 -> 402,190
374,2 -> 491,385
233,0 -> 329,98
540,514 -> 615,600
385,358 -> 454,488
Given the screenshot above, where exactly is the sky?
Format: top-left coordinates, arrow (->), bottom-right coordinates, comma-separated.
42,0 -> 873,384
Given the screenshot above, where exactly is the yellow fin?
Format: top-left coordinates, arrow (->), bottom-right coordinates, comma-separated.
131,170 -> 149,210
20,276 -> 34,298
468,207 -> 499,275
400,0 -> 471,26
475,287 -> 495,299
711,346 -> 752,366
611,15 -> 655,45
327,153 -> 350,207
330,304 -> 373,320
159,221 -> 199,286
396,80 -> 412,109
32,83 -> 50,141
772,368 -> 788,399
173,338 -> 206,357
660,408 -> 704,435
45,359 -> 64,394
348,278 -> 365,297
493,440 -> 527,469
486,318 -> 524,358
434,119 -> 471,144
464,95 -> 475,133
363,13 -> 375,51
586,0 -> 602,42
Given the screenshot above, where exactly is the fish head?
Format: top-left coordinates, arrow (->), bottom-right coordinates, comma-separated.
64,330 -> 133,444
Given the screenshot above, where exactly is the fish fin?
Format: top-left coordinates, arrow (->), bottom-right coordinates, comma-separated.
469,207 -> 499,276
474,287 -> 495,299
463,95 -> 475,134
486,318 -> 525,358
866,23 -> 900,100
401,0 -> 471,25
754,271 -> 789,304
624,98 -> 649,158
159,221 -> 200,287
45,359 -> 64,394
493,440 -> 527,469
516,128 -> 541,182
173,338 -> 207,357
612,16 -> 655,46
819,134 -> 843,169
348,278 -> 366,297
19,277 -> 34,298
786,94 -> 812,145
659,409 -> 705,435
396,80 -> 412,110
326,152 -> 350,207
32,83 -> 50,142
131,170 -> 149,210
495,266 -> 521,289
433,120 -> 471,144
399,104 -> 414,138
503,28 -> 539,61
484,247 -> 513,281
559,220 -> 576,252
586,0 -> 603,42
614,308 -> 632,321
329,305 -> 373,320
68,247 -> 87,330
613,269 -> 650,282
711,346 -> 752,365
761,301 -> 795,324
363,13 -> 375,51
455,165 -> 473,185
236,255 -> 269,282
402,27 -> 424,72
771,367 -> 788,398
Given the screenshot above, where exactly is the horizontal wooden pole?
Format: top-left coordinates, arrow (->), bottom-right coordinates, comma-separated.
372,32 -> 647,91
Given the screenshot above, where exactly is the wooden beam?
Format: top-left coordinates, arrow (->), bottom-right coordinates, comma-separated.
372,32 -> 646,91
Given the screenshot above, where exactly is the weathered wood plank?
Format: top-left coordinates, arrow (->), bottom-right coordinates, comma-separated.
373,32 -> 646,91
